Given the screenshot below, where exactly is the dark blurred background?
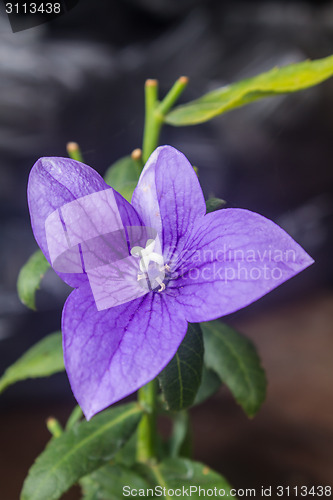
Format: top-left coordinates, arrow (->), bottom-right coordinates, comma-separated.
0,0 -> 333,498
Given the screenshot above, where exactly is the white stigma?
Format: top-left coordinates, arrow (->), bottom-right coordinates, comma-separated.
130,239 -> 164,272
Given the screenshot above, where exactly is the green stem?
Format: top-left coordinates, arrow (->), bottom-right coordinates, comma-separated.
142,80 -> 162,164
137,379 -> 158,462
65,405 -> 83,430
142,76 -> 189,163
157,76 -> 189,116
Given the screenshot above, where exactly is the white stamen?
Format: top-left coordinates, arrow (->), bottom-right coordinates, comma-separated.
155,276 -> 166,292
161,264 -> 171,272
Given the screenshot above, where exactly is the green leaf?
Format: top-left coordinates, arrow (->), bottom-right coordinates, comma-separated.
136,458 -> 234,499
158,323 -> 204,411
201,321 -> 266,417
21,403 -> 143,500
104,155 -> 141,201
193,365 -> 222,406
114,431 -> 138,467
81,463 -> 150,499
0,332 -> 64,395
168,411 -> 192,458
17,249 -> 50,310
205,197 -> 226,213
165,54 -> 333,125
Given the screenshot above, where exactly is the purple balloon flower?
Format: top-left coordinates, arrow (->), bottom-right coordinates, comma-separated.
28,145 -> 313,419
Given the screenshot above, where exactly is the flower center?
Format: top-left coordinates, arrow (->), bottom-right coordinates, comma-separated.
130,239 -> 170,292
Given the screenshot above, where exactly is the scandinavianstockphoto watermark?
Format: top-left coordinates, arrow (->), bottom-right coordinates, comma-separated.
176,245 -> 297,283
190,245 -> 297,265
183,262 -> 288,283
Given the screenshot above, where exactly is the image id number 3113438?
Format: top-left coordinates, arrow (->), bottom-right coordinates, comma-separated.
5,2 -> 61,14
276,485 -> 332,496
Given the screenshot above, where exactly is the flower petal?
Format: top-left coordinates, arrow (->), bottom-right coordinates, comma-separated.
28,157 -> 142,287
62,283 -> 188,419
131,146 -> 206,261
87,255 -> 148,310
169,208 -> 314,322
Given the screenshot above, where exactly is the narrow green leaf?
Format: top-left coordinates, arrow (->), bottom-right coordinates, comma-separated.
158,323 -> 204,411
205,197 -> 226,213
21,403 -> 143,500
193,365 -> 222,406
17,250 -> 50,310
0,332 -> 64,395
201,321 -> 266,417
104,155 -> 141,201
136,458 -> 234,499
165,54 -> 333,125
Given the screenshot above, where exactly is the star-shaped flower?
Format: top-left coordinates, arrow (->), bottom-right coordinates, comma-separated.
28,146 -> 313,419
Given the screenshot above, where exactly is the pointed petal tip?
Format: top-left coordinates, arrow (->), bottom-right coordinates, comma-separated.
304,254 -> 315,268
293,247 -> 315,273
82,406 -> 97,422
71,386 -> 114,422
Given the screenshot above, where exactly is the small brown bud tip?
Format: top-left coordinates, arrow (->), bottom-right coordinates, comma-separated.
131,148 -> 142,160
179,76 -> 189,84
46,417 -> 56,425
145,79 -> 158,87
66,142 -> 79,152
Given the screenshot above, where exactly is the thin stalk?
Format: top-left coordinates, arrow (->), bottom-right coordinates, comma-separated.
142,79 -> 162,163
157,76 -> 189,116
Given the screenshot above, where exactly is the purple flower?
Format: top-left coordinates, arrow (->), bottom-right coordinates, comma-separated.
28,146 -> 313,419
